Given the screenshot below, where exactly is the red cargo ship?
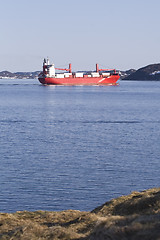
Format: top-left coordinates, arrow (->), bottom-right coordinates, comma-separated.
38,58 -> 120,85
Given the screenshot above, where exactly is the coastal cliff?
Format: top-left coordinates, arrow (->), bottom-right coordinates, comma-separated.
0,187 -> 160,239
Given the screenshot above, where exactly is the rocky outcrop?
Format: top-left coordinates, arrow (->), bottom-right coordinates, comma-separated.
0,187 -> 160,239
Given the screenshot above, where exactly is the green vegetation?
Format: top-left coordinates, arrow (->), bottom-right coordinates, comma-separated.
0,187 -> 160,239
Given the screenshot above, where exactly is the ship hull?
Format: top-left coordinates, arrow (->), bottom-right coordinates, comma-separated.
38,75 -> 120,86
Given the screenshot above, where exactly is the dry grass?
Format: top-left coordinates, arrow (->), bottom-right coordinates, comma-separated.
0,211 -> 98,239
92,187 -> 160,216
0,187 -> 160,239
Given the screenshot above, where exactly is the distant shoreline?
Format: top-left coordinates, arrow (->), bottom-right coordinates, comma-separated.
1,62 -> 160,80
0,70 -> 40,79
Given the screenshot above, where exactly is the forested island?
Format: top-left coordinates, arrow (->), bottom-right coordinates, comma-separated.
122,63 -> 160,80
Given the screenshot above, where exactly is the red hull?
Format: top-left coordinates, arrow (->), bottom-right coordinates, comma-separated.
38,75 -> 120,86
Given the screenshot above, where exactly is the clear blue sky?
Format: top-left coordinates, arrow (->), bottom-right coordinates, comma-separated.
1,0 -> 160,72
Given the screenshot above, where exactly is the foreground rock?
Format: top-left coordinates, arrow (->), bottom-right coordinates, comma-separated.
0,187 -> 160,239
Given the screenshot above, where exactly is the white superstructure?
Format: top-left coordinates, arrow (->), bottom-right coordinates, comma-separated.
43,58 -> 55,77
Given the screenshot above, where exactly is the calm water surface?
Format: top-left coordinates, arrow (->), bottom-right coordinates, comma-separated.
0,79 -> 160,212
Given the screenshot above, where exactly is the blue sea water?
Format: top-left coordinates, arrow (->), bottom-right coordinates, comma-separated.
0,79 -> 160,212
